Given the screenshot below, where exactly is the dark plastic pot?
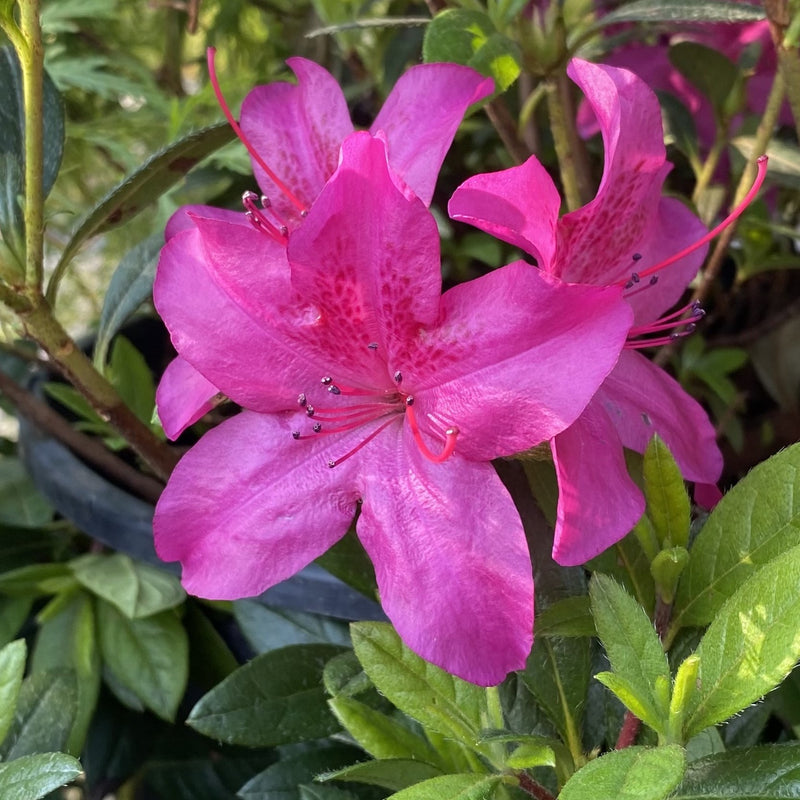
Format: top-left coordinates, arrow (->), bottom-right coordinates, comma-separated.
17,353 -> 383,621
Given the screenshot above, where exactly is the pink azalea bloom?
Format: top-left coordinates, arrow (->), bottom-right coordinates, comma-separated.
157,55 -> 493,440
450,58 -> 729,565
153,131 -> 633,685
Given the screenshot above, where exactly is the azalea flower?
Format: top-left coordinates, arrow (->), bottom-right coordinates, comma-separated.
157,53 -> 494,439
153,131 -> 633,685
449,59 -> 766,564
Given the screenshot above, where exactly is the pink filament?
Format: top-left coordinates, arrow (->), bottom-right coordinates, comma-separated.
207,47 -> 306,215
405,402 -> 459,464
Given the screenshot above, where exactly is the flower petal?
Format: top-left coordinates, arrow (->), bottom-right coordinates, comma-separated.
288,132 -> 442,379
601,350 -> 723,482
154,410 -> 360,599
372,64 -> 494,206
551,400 -> 645,566
240,57 -> 354,224
410,263 -> 633,460
165,204 -> 243,241
156,356 -> 219,440
555,59 -> 670,284
355,423 -> 533,686
448,156 -> 561,269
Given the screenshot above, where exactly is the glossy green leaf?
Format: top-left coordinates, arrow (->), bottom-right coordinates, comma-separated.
0,458 -> 53,527
560,745 -> 685,800
672,742 -> 800,798
350,622 -> 486,746
0,669 -> 77,760
533,595 -> 595,638
329,695 -> 439,762
595,1 -> 763,27
320,759 -> 443,792
422,9 -> 520,92
30,591 -> 100,754
314,529 -> 378,599
96,601 -> 188,722
0,564 -> 73,596
590,574 -> 669,734
0,752 -> 82,800
670,42 -> 742,118
188,643 -> 345,747
643,435 -> 690,548
659,92 -> 700,166
234,600 -> 350,654
0,596 -> 32,648
387,774 -> 502,800
323,650 -> 372,698
237,744 -> 364,799
47,121 -> 235,300
684,543 -> 800,739
0,639 -> 26,746
673,443 -> 800,630
71,553 -> 185,618
108,336 -> 158,426
733,136 -> 800,191
93,234 -> 162,367
298,785 -> 357,800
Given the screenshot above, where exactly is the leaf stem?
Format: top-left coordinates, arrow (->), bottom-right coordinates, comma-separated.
517,772 -> 557,800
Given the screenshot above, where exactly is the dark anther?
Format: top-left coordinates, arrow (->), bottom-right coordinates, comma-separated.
632,253 -> 643,261
260,195 -> 271,208
649,276 -> 658,286
631,272 -> 640,284
367,342 -> 379,350
321,376 -> 332,385
393,371 -> 403,384
327,459 -> 336,468
328,385 -> 341,395
292,431 -> 300,440
405,395 -> 415,406
300,209 -> 309,218
297,393 -> 307,407
313,422 -> 322,433
625,280 -> 634,290
306,405 -> 315,417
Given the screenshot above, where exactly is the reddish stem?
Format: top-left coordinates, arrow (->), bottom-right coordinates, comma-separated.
616,710 -> 642,749
517,773 -> 557,800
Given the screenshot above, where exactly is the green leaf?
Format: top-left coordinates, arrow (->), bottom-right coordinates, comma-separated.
590,574 -> 669,734
233,600 -> 350,653
422,9 -> 520,93
672,742 -> 800,798
560,746 -> 685,800
108,336 -> 158,426
669,42 -> 742,119
595,1 -> 763,27
323,650 -> 373,698
71,553 -> 185,618
328,695 -> 439,762
93,234 -> 162,367
0,458 -> 54,527
0,564 -> 73,596
684,543 -> 800,739
533,595 -> 595,638
672,443 -> 800,630
96,601 -> 188,721
237,744 -> 364,799
643,435 -> 690,549
350,622 -> 487,746
0,596 -> 32,647
0,669 -> 78,760
187,643 -> 345,747
30,591 -> 100,754
658,92 -> 699,166
505,741 -> 556,769
320,759 -> 444,792
47,122 -> 235,300
0,752 -> 82,800
733,136 -> 800,191
387,774 -> 502,800
0,639 -> 26,747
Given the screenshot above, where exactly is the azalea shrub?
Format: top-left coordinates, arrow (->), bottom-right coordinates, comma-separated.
1,1 -> 800,799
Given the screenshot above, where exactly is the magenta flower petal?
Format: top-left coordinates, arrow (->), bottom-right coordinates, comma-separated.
601,350 -> 723,483
154,410 -> 360,599
371,64 -> 494,206
356,424 -> 533,686
555,59 -> 670,285
448,156 -> 561,269
156,357 -> 219,440
240,57 -> 353,221
551,399 -> 645,566
411,263 -> 633,460
164,204 -> 242,241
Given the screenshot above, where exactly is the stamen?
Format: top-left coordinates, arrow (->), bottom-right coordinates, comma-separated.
297,393 -> 307,407
405,398 -> 459,463
393,371 -> 403,384
618,155 -> 768,287
327,417 -> 399,468
625,301 -> 705,350
207,47 -> 307,215
367,342 -> 379,351
242,191 -> 287,243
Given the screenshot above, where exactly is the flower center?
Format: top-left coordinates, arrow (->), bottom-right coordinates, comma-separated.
291,369 -> 459,468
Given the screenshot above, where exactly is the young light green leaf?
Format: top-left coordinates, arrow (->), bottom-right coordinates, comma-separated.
0,752 -> 82,800
387,774 -> 502,800
46,122 -> 234,302
0,639 -> 26,746
188,643 -> 345,747
350,622 -> 487,746
643,435 -> 690,549
0,669 -> 77,760
0,597 -> 32,648
673,443 -> 800,630
559,745 -> 685,800
328,695 -> 439,763
505,741 -> 556,769
96,601 -> 188,722
590,574 -> 670,735
320,759 -> 444,792
672,742 -> 800,798
684,543 -> 800,739
71,553 -> 185,618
